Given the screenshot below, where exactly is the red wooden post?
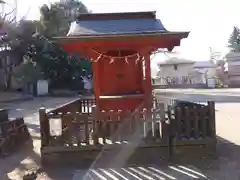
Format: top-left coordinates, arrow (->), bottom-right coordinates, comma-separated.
143,52 -> 152,109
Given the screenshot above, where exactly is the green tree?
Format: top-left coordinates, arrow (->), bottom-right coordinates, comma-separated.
228,26 -> 240,52
0,5 -> 39,89
39,0 -> 89,37
25,34 -> 87,88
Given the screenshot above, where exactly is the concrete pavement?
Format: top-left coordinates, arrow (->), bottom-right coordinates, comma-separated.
154,88 -> 240,96
0,92 -> 33,103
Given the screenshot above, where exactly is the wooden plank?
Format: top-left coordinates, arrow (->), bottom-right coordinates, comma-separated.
158,103 -> 165,139
109,110 -> 117,142
0,109 -> 8,123
124,109 -> 132,139
172,137 -> 214,146
100,110 -> 107,144
208,101 -> 216,138
84,113 -> 90,145
99,94 -> 144,99
193,106 -> 199,139
74,112 -> 82,146
143,109 -> 148,138
184,106 -> 191,139
92,105 -> 99,145
130,109 -> 137,135
39,108 -> 50,147
175,107 -> 182,140
201,107 -> 207,138
42,140 -> 169,154
115,110 -> 122,142
145,109 -> 153,141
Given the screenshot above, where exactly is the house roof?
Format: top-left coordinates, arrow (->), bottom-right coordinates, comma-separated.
158,57 -> 195,65
152,52 -> 195,65
65,11 -> 189,38
193,61 -> 216,68
225,52 -> 240,62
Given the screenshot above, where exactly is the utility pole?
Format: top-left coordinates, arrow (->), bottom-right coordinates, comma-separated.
14,0 -> 18,22
0,0 -> 5,14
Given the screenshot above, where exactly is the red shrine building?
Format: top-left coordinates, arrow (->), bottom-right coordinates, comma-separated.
55,11 -> 189,111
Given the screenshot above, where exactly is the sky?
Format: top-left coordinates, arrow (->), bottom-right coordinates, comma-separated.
3,0 -> 240,61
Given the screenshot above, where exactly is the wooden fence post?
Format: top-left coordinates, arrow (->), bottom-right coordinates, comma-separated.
159,103 -> 166,139
208,101 -> 216,138
0,109 -> 8,123
39,107 -> 49,147
207,101 -> 217,156
92,105 -> 99,144
79,99 -> 83,113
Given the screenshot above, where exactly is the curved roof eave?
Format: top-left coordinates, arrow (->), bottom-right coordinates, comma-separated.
53,31 -> 190,42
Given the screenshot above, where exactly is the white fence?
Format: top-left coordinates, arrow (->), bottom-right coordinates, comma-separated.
153,75 -> 207,86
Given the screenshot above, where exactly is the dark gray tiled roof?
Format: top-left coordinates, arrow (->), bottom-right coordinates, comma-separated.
67,18 -> 167,36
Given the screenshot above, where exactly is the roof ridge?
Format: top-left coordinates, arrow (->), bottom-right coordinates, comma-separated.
77,11 -> 156,21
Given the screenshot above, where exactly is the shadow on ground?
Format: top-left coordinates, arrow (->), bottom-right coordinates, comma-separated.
187,136 -> 240,180
0,138 -> 40,180
39,136 -> 240,180
1,121 -> 240,179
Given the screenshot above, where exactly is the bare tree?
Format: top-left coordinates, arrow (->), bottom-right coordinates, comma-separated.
209,47 -> 222,62
0,1 -> 33,90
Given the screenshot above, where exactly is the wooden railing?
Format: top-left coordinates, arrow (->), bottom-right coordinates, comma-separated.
47,97 -> 96,116
169,101 -> 216,141
39,97 -> 216,162
40,101 -> 166,149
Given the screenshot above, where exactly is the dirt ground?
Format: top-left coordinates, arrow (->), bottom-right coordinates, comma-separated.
0,98 -> 240,179
204,103 -> 240,180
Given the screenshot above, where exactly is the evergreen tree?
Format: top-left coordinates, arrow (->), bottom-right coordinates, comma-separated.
228,26 -> 240,52
26,34 -> 87,89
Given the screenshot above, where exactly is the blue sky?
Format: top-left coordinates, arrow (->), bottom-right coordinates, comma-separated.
3,0 -> 240,61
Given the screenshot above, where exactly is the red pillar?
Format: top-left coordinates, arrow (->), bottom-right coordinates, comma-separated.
91,56 -> 101,106
144,52 -> 152,109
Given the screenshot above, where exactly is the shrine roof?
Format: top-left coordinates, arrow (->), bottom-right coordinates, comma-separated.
67,11 -> 167,37
54,11 -> 189,41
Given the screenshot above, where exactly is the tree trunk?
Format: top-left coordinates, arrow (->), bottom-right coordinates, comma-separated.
3,56 -> 12,90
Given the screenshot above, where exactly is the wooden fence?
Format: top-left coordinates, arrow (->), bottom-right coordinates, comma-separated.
41,106 -> 166,147
47,97 -> 96,115
40,97 -> 216,166
168,101 -> 216,158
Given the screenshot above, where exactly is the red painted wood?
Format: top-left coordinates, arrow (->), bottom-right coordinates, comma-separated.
143,53 -> 152,109
94,50 -> 145,110
99,98 -> 144,111
58,34 -> 184,111
99,56 -> 143,95
60,37 -> 180,54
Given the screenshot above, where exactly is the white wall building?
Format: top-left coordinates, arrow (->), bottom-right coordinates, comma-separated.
225,52 -> 240,87
151,52 -> 216,87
